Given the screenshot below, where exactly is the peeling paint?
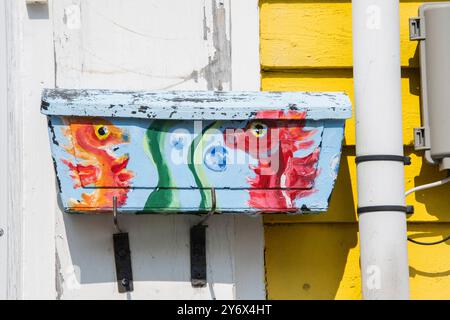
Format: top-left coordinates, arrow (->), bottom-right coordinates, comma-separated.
47,118 -> 59,146
55,250 -> 63,300
63,4 -> 81,30
41,89 -> 352,121
329,153 -> 341,180
202,6 -> 209,41
201,0 -> 231,91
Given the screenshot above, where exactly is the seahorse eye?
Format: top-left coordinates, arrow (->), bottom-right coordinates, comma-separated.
98,127 -> 106,135
254,124 -> 264,135
94,125 -> 110,140
249,121 -> 268,138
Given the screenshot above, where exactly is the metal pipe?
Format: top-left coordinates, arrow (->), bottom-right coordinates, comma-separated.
352,0 -> 410,299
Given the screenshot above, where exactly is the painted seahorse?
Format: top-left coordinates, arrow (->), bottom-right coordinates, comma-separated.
224,110 -> 320,211
61,117 -> 133,210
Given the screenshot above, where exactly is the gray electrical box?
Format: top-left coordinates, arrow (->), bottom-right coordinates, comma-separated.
410,3 -> 450,170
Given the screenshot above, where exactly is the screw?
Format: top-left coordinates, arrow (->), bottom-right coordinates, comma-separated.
0,228 -> 4,237
121,278 -> 129,287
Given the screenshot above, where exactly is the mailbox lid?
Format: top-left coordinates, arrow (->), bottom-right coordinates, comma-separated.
41,89 -> 352,120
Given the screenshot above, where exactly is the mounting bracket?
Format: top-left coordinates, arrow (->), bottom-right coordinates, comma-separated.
409,17 -> 425,41
113,232 -> 134,293
190,224 -> 207,288
111,196 -> 133,293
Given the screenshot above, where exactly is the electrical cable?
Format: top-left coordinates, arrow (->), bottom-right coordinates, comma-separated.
407,235 -> 450,246
405,170 -> 450,246
405,175 -> 450,197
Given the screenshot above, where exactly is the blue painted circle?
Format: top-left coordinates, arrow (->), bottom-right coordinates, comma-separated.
204,145 -> 228,172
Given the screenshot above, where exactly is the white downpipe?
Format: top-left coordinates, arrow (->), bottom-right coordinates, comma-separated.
352,1 -> 410,299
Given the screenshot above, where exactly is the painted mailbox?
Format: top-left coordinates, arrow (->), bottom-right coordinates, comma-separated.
41,89 -> 351,214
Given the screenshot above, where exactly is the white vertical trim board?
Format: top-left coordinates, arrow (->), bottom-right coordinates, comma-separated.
0,0 -> 8,300
2,0 -> 56,299
21,0 -> 56,299
3,0 -> 24,300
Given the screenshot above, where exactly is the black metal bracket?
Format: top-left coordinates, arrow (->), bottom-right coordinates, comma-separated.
355,154 -> 411,165
357,205 -> 408,214
190,188 -> 216,288
113,232 -> 134,293
112,197 -> 133,293
190,224 -> 207,288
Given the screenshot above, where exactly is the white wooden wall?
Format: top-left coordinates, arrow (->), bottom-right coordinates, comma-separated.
0,0 -> 8,300
1,0 -> 264,299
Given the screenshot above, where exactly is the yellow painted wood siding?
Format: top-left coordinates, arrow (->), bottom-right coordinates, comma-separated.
265,223 -> 450,299
261,0 -> 422,69
261,0 -> 450,300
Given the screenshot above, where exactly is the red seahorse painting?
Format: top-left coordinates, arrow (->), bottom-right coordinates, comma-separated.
224,110 -> 320,212
61,117 -> 134,210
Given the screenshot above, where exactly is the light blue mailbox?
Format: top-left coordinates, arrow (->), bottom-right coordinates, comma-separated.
41,89 -> 351,214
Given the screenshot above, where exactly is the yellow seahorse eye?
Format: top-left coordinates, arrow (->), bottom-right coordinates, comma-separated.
249,122 -> 268,138
94,125 -> 110,140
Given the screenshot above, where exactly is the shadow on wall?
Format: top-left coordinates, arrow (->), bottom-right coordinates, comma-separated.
264,151 -> 359,299
264,224 -> 359,300
55,186 -> 240,299
325,146 -> 357,222
58,211 -> 236,283
407,46 -> 421,97
409,151 -> 450,222
407,224 -> 450,291
26,2 -> 49,20
409,266 -> 450,278
408,226 -> 450,279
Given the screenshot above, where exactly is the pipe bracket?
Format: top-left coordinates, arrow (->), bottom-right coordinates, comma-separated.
357,205 -> 408,214
355,155 -> 411,165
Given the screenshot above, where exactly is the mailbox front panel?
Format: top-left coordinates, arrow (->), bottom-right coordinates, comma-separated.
42,89 -> 351,214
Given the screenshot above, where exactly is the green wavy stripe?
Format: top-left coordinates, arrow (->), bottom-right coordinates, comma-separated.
144,121 -> 180,210
187,121 -> 217,211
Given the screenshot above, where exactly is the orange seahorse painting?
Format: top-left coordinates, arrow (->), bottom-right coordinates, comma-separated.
61,117 -> 134,211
